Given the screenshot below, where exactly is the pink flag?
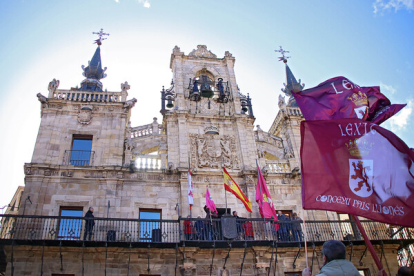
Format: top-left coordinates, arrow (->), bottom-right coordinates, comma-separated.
301,119 -> 414,227
188,168 -> 194,206
256,166 -> 278,220
292,76 -> 404,125
206,187 -> 217,213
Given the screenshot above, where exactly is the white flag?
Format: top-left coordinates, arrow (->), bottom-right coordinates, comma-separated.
188,168 -> 194,205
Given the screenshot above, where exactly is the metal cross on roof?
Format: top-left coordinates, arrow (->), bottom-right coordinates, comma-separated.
275,46 -> 291,63
93,28 -> 110,45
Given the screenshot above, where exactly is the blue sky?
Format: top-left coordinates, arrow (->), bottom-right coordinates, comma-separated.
0,0 -> 413,207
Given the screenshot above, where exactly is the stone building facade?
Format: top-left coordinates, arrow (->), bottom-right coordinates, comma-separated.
0,43 -> 409,276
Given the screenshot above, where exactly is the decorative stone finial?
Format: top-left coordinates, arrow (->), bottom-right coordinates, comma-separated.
121,81 -> 130,91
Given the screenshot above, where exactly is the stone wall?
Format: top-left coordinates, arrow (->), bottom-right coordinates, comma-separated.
3,244 -> 399,276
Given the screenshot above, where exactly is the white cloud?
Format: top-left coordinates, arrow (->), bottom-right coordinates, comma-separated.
380,82 -> 396,95
115,0 -> 119,2
389,99 -> 413,130
138,0 -> 151,8
373,0 -> 414,14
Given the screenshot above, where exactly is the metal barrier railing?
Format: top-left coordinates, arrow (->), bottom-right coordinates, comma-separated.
0,215 -> 411,245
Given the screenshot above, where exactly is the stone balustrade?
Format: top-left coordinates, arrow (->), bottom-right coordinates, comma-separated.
49,89 -> 126,102
130,123 -> 164,138
134,155 -> 162,171
254,130 -> 283,148
265,160 -> 291,173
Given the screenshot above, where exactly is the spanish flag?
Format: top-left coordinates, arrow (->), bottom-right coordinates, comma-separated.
223,167 -> 252,213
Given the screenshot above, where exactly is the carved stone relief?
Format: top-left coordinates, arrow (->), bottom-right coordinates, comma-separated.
189,134 -> 240,169
78,105 -> 93,125
188,45 -> 217,58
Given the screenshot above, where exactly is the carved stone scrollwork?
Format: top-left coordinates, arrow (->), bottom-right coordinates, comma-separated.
180,263 -> 196,276
245,175 -> 254,184
189,134 -> 240,169
188,45 -> 217,58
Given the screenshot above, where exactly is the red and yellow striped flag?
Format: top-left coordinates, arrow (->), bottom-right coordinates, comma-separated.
223,167 -> 252,213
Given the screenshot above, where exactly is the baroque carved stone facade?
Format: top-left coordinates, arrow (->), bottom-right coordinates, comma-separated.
0,44 -> 402,276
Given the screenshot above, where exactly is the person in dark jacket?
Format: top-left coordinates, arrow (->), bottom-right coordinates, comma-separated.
194,215 -> 204,240
291,212 -> 303,241
277,211 -> 289,241
83,207 -> 95,241
302,240 -> 360,276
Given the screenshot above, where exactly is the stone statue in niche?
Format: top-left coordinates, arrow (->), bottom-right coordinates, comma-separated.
189,134 -> 240,169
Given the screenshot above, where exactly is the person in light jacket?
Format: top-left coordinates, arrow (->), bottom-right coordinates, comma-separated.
302,240 -> 360,276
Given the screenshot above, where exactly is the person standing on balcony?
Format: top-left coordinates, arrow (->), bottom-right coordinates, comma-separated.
83,207 -> 95,241
277,210 -> 289,241
204,205 -> 218,240
302,240 -> 360,276
194,215 -> 204,240
184,215 -> 193,240
291,212 -> 303,242
233,211 -> 242,239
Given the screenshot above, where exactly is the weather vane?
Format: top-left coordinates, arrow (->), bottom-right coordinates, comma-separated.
93,28 -> 110,46
275,46 -> 291,63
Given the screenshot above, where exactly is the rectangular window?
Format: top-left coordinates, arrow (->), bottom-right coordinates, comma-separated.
58,206 -> 83,240
358,268 -> 371,276
139,209 -> 161,242
70,135 -> 93,166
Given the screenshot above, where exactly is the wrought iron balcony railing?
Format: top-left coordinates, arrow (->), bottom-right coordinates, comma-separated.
0,215 -> 412,248
63,150 -> 95,166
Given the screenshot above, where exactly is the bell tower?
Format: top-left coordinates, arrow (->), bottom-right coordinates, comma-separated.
162,45 -> 256,172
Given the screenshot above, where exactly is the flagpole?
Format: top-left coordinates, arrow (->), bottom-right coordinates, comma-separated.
188,156 -> 192,219
352,215 -> 387,276
302,212 -> 309,269
256,159 -> 267,239
223,158 -> 228,215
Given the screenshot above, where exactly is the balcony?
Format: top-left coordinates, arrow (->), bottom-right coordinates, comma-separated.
62,150 -> 95,166
0,215 -> 412,250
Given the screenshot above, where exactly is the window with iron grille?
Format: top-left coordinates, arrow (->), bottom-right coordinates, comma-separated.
70,135 -> 93,166
58,206 -> 83,240
139,209 -> 161,242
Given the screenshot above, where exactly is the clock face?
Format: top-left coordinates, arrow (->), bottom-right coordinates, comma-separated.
200,98 -> 218,115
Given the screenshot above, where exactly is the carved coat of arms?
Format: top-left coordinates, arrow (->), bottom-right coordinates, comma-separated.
78,106 -> 93,125
190,134 -> 240,169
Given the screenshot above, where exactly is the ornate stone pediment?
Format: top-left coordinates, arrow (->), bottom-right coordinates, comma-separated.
189,134 -> 240,169
188,45 -> 217,58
